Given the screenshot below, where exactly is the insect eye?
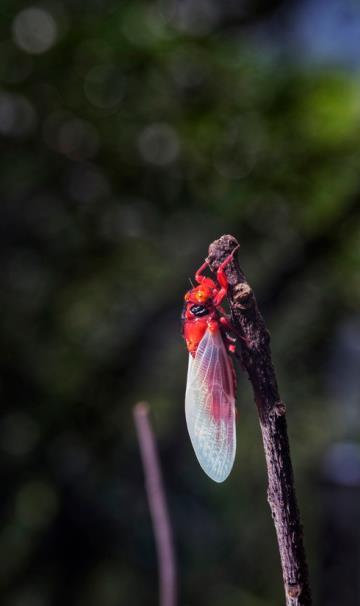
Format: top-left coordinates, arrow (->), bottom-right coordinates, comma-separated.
190,304 -> 209,317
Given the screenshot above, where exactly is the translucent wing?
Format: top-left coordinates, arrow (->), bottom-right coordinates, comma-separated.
185,326 -> 236,482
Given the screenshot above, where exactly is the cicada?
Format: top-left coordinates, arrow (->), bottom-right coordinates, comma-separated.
182,247 -> 239,482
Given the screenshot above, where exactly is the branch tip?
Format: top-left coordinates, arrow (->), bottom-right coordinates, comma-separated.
134,401 -> 150,417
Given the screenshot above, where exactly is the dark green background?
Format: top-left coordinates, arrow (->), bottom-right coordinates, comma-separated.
1,1 -> 360,605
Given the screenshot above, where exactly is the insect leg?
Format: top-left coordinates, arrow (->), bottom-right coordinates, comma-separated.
194,262 -> 217,293
219,315 -> 249,347
194,260 -> 210,284
216,245 -> 240,289
213,245 -> 240,306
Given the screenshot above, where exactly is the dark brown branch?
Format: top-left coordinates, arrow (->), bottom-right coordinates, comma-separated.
133,402 -> 177,606
207,235 -> 312,606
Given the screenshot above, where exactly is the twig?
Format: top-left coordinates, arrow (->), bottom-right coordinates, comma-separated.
133,402 -> 177,606
207,235 -> 312,606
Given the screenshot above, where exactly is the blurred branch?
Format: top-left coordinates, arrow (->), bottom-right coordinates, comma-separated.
207,235 -> 312,606
133,402 -> 177,606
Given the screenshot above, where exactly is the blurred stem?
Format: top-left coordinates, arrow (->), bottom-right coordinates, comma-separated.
207,235 -> 312,606
133,402 -> 177,606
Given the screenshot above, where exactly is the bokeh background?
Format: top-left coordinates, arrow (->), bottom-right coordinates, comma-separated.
1,0 -> 360,604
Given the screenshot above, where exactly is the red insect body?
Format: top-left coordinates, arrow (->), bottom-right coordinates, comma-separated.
182,247 -> 239,482
182,250 -> 238,356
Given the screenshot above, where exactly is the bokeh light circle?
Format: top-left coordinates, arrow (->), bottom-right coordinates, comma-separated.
12,7 -> 58,55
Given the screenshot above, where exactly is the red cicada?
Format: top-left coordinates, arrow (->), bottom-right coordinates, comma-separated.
182,246 -> 239,482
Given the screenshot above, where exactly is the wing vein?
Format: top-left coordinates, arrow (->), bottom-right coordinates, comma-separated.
185,327 -> 237,483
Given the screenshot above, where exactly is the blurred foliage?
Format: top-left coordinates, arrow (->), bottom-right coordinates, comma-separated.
1,1 -> 360,605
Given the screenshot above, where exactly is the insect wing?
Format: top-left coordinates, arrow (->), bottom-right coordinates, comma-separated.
185,327 -> 236,482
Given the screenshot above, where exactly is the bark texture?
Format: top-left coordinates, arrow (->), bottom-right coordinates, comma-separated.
207,235 -> 312,606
